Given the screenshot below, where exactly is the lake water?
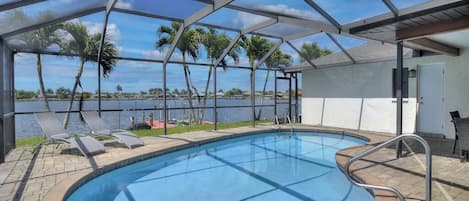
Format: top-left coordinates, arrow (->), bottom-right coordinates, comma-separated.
15,99 -> 299,138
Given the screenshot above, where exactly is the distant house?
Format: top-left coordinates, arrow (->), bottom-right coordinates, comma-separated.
216,92 -> 224,98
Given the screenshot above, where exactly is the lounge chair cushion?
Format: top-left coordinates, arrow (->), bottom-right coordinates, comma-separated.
94,129 -> 113,136
113,132 -> 144,148
50,133 -> 72,141
69,136 -> 105,155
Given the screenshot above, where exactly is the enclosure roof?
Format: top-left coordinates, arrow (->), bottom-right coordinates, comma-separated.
285,41 -> 414,72
1,0 -> 468,70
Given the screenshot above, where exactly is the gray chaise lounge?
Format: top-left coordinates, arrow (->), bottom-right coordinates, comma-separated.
34,112 -> 105,157
80,111 -> 144,149
453,118 -> 469,161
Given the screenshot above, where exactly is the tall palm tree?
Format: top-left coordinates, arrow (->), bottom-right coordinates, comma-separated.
156,23 -> 204,124
20,13 -> 63,111
239,35 -> 275,121
199,28 -> 240,123
61,22 -> 118,128
257,49 -> 292,119
299,42 -> 333,62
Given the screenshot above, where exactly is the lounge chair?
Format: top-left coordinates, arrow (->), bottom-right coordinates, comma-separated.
80,111 -> 144,149
450,111 -> 461,154
34,112 -> 105,157
453,118 -> 469,161
449,111 -> 469,154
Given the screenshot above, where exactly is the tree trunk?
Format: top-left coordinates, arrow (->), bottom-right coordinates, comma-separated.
63,60 -> 85,129
185,65 -> 202,124
250,61 -> 255,126
181,56 -> 197,124
199,61 -> 213,124
256,69 -> 270,120
36,54 -> 51,111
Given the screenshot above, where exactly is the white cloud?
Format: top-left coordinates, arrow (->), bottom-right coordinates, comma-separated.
115,0 -> 133,9
82,22 -> 121,42
142,49 -> 182,60
62,19 -> 121,43
142,49 -> 166,59
117,46 -> 141,55
233,4 -> 325,29
234,12 -> 270,29
260,4 -> 325,22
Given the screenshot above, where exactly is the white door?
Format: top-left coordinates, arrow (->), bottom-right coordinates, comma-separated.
418,63 -> 445,134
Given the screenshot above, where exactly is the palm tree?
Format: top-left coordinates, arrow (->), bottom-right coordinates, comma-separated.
257,49 -> 292,119
20,13 -> 63,111
198,28 -> 240,124
156,23 -> 204,124
239,35 -> 275,121
299,42 -> 333,62
61,22 -> 118,128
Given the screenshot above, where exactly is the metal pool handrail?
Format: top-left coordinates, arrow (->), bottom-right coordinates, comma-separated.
275,115 -> 280,127
344,134 -> 432,201
286,115 -> 295,135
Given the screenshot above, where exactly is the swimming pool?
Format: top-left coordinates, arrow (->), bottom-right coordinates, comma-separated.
67,131 -> 374,201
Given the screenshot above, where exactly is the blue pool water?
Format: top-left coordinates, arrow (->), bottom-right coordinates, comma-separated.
67,131 -> 374,201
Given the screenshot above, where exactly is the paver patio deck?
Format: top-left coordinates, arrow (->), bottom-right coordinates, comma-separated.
0,124 -> 467,201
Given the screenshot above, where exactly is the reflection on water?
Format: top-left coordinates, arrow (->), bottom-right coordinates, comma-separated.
15,99 -> 300,138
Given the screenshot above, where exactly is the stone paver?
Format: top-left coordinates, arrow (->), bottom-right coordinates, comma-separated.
0,124 -> 467,201
335,130 -> 469,201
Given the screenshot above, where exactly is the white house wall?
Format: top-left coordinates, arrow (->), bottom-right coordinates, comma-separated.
302,48 -> 469,139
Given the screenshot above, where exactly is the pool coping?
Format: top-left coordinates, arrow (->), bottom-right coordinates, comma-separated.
43,126 -> 389,201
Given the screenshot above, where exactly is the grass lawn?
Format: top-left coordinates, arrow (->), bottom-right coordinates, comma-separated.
131,120 -> 271,137
16,136 -> 44,147
16,120 -> 272,147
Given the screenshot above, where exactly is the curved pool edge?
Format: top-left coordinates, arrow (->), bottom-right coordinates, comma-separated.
43,126 -> 391,201
334,130 -> 398,201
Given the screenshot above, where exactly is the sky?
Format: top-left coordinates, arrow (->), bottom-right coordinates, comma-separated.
10,0 -> 429,93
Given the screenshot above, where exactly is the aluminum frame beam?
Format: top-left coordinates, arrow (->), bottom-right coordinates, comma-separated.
241,18 -> 278,34
1,7 -> 105,38
283,30 -> 321,42
214,34 -> 240,67
162,0 -> 234,134
112,8 -> 283,40
382,0 -> 399,16
0,0 -> 45,12
211,19 -> 278,130
14,49 -> 280,71
214,19 -> 277,67
285,41 -> 318,69
304,0 -> 341,29
395,41 -> 404,158
163,26 -> 184,64
184,0 -> 232,27
163,0 -> 234,64
251,41 -> 282,127
278,16 -> 338,34
325,33 -> 356,64
212,33 -> 240,130
255,41 -> 283,69
96,0 -> 117,116
0,37 -> 4,163
196,0 -> 339,34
